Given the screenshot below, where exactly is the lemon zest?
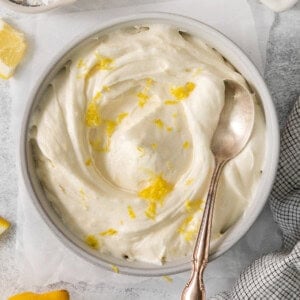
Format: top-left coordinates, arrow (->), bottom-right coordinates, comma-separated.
185,178 -> 194,186
85,158 -> 92,166
164,100 -> 178,105
100,228 -> 118,236
127,205 -> 136,219
162,275 -> 173,283
185,199 -> 203,213
145,202 -> 157,220
151,143 -> 158,150
92,91 -> 102,102
85,235 -> 99,250
85,101 -> 101,127
138,175 -> 173,204
137,92 -> 149,107
154,119 -> 164,129
182,141 -> 190,149
0,216 -> 10,235
111,265 -> 120,273
77,58 -> 86,69
85,54 -> 114,79
170,82 -> 195,100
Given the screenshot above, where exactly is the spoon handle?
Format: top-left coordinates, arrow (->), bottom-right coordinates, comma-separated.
181,159 -> 226,300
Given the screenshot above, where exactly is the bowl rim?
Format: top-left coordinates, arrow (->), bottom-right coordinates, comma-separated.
0,0 -> 76,14
20,12 -> 280,276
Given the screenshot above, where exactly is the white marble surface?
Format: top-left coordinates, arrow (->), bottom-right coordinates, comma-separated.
0,0 -> 299,299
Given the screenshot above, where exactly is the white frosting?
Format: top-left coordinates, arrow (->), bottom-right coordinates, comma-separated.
30,25 -> 265,265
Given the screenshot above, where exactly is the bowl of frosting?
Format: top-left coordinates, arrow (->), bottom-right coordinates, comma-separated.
20,13 -> 279,276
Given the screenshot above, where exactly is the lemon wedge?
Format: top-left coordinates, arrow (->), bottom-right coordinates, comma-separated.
8,290 -> 70,300
0,216 -> 10,236
0,19 -> 26,79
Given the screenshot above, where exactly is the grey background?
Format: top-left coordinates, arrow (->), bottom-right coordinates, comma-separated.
0,0 -> 299,299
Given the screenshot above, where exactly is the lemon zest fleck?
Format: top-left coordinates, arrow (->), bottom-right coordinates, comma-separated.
79,189 -> 86,197
185,178 -> 194,186
137,146 -> 145,157
162,275 -> 173,283
77,58 -> 86,69
184,230 -> 197,241
138,175 -> 173,204
127,205 -> 136,219
166,127 -> 173,132
85,55 -> 114,79
85,101 -> 101,127
100,228 -> 118,236
111,265 -> 120,273
154,119 -> 164,129
164,100 -> 178,105
182,141 -> 190,149
137,92 -> 149,107
92,91 -> 102,102
0,216 -> 10,236
178,215 -> 193,234
85,235 -> 99,249
170,82 -> 195,100
117,112 -> 129,124
146,78 -> 154,86
185,199 -> 203,213
145,202 -> 157,220
102,85 -> 110,92
85,158 -> 92,166
151,143 -> 158,150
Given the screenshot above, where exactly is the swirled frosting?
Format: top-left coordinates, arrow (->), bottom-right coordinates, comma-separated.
30,24 -> 265,264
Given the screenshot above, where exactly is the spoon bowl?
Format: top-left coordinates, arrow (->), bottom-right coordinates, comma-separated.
212,80 -> 255,161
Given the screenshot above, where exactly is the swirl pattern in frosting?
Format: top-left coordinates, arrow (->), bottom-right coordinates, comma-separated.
30,24 -> 265,264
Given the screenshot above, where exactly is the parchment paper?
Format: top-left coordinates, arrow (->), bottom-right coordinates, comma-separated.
8,0 -> 277,298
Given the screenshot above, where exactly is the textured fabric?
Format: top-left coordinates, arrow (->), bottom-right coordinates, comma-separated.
214,98 -> 300,299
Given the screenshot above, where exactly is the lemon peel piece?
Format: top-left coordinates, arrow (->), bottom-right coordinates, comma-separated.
154,118 -> 164,129
138,175 -> 173,204
137,92 -> 149,107
85,101 -> 101,127
85,54 -> 114,79
127,205 -> 136,219
162,275 -> 173,283
182,141 -> 190,149
0,216 -> 10,236
111,265 -> 120,273
85,158 -> 92,166
100,228 -> 118,236
138,175 -> 173,220
171,82 -> 195,100
85,235 -> 99,250
184,199 -> 203,213
0,19 -> 26,79
8,290 -> 70,300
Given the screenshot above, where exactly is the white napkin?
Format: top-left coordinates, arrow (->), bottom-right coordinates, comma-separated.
8,0 -> 276,299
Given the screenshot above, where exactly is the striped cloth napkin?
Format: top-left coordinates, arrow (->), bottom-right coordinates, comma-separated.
214,97 -> 300,299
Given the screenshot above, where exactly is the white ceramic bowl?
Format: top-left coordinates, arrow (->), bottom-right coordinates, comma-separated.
20,13 -> 280,276
0,0 -> 75,13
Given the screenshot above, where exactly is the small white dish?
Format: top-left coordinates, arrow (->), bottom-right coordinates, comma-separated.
0,0 -> 76,13
20,12 -> 280,276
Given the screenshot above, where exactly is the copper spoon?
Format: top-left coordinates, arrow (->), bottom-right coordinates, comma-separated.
181,79 -> 255,300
